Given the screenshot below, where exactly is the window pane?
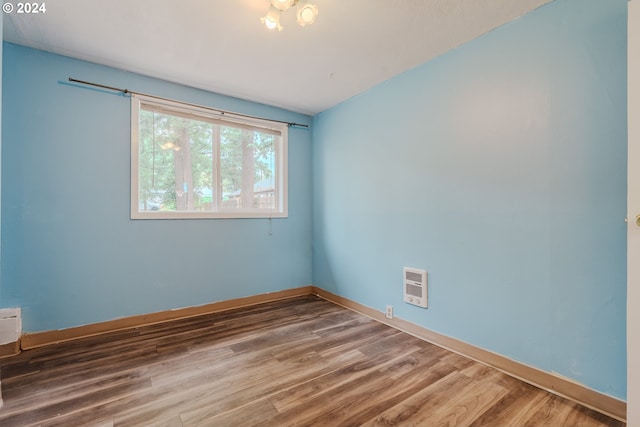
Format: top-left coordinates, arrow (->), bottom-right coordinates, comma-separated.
220,127 -> 276,211
132,95 -> 287,219
138,109 -> 214,213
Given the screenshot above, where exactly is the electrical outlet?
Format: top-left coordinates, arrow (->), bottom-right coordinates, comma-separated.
385,305 -> 393,319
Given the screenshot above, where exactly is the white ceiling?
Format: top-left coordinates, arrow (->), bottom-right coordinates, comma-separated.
3,0 -> 552,115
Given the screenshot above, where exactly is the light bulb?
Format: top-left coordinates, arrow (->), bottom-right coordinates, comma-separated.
296,1 -> 318,26
261,5 -> 283,31
265,17 -> 277,30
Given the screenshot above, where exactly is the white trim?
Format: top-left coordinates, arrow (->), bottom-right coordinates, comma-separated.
130,95 -> 288,220
130,96 -> 141,219
278,123 -> 289,218
131,210 -> 288,220
132,94 -> 285,133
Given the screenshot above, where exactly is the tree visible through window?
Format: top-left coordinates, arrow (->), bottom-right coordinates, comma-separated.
131,95 -> 288,219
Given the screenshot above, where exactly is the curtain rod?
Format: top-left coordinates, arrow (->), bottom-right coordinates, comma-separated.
67,77 -> 309,129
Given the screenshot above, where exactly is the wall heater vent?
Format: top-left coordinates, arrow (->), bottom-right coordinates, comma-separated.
403,267 -> 427,308
0,308 -> 22,345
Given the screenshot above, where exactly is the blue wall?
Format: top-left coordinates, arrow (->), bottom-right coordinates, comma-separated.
312,0 -> 627,399
1,44 -> 312,331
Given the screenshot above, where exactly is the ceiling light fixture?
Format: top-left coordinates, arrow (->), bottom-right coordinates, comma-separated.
261,0 -> 318,31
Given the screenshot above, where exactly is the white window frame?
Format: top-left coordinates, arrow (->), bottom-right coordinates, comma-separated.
131,94 -> 288,219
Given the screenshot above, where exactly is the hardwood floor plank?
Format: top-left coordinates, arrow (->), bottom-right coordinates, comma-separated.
176,350 -> 367,426
275,357 -> 457,426
2,346 -> 160,403
361,371 -> 477,427
334,356 -> 466,426
426,376 -> 509,426
187,398 -> 279,427
0,377 -> 152,427
468,380 -> 551,426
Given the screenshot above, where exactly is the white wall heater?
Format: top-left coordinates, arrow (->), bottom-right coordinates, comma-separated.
403,267 -> 428,308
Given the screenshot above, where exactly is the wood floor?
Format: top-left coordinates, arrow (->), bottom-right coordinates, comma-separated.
0,296 -> 625,426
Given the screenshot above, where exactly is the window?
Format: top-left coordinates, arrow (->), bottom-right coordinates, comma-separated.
131,95 -> 288,219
